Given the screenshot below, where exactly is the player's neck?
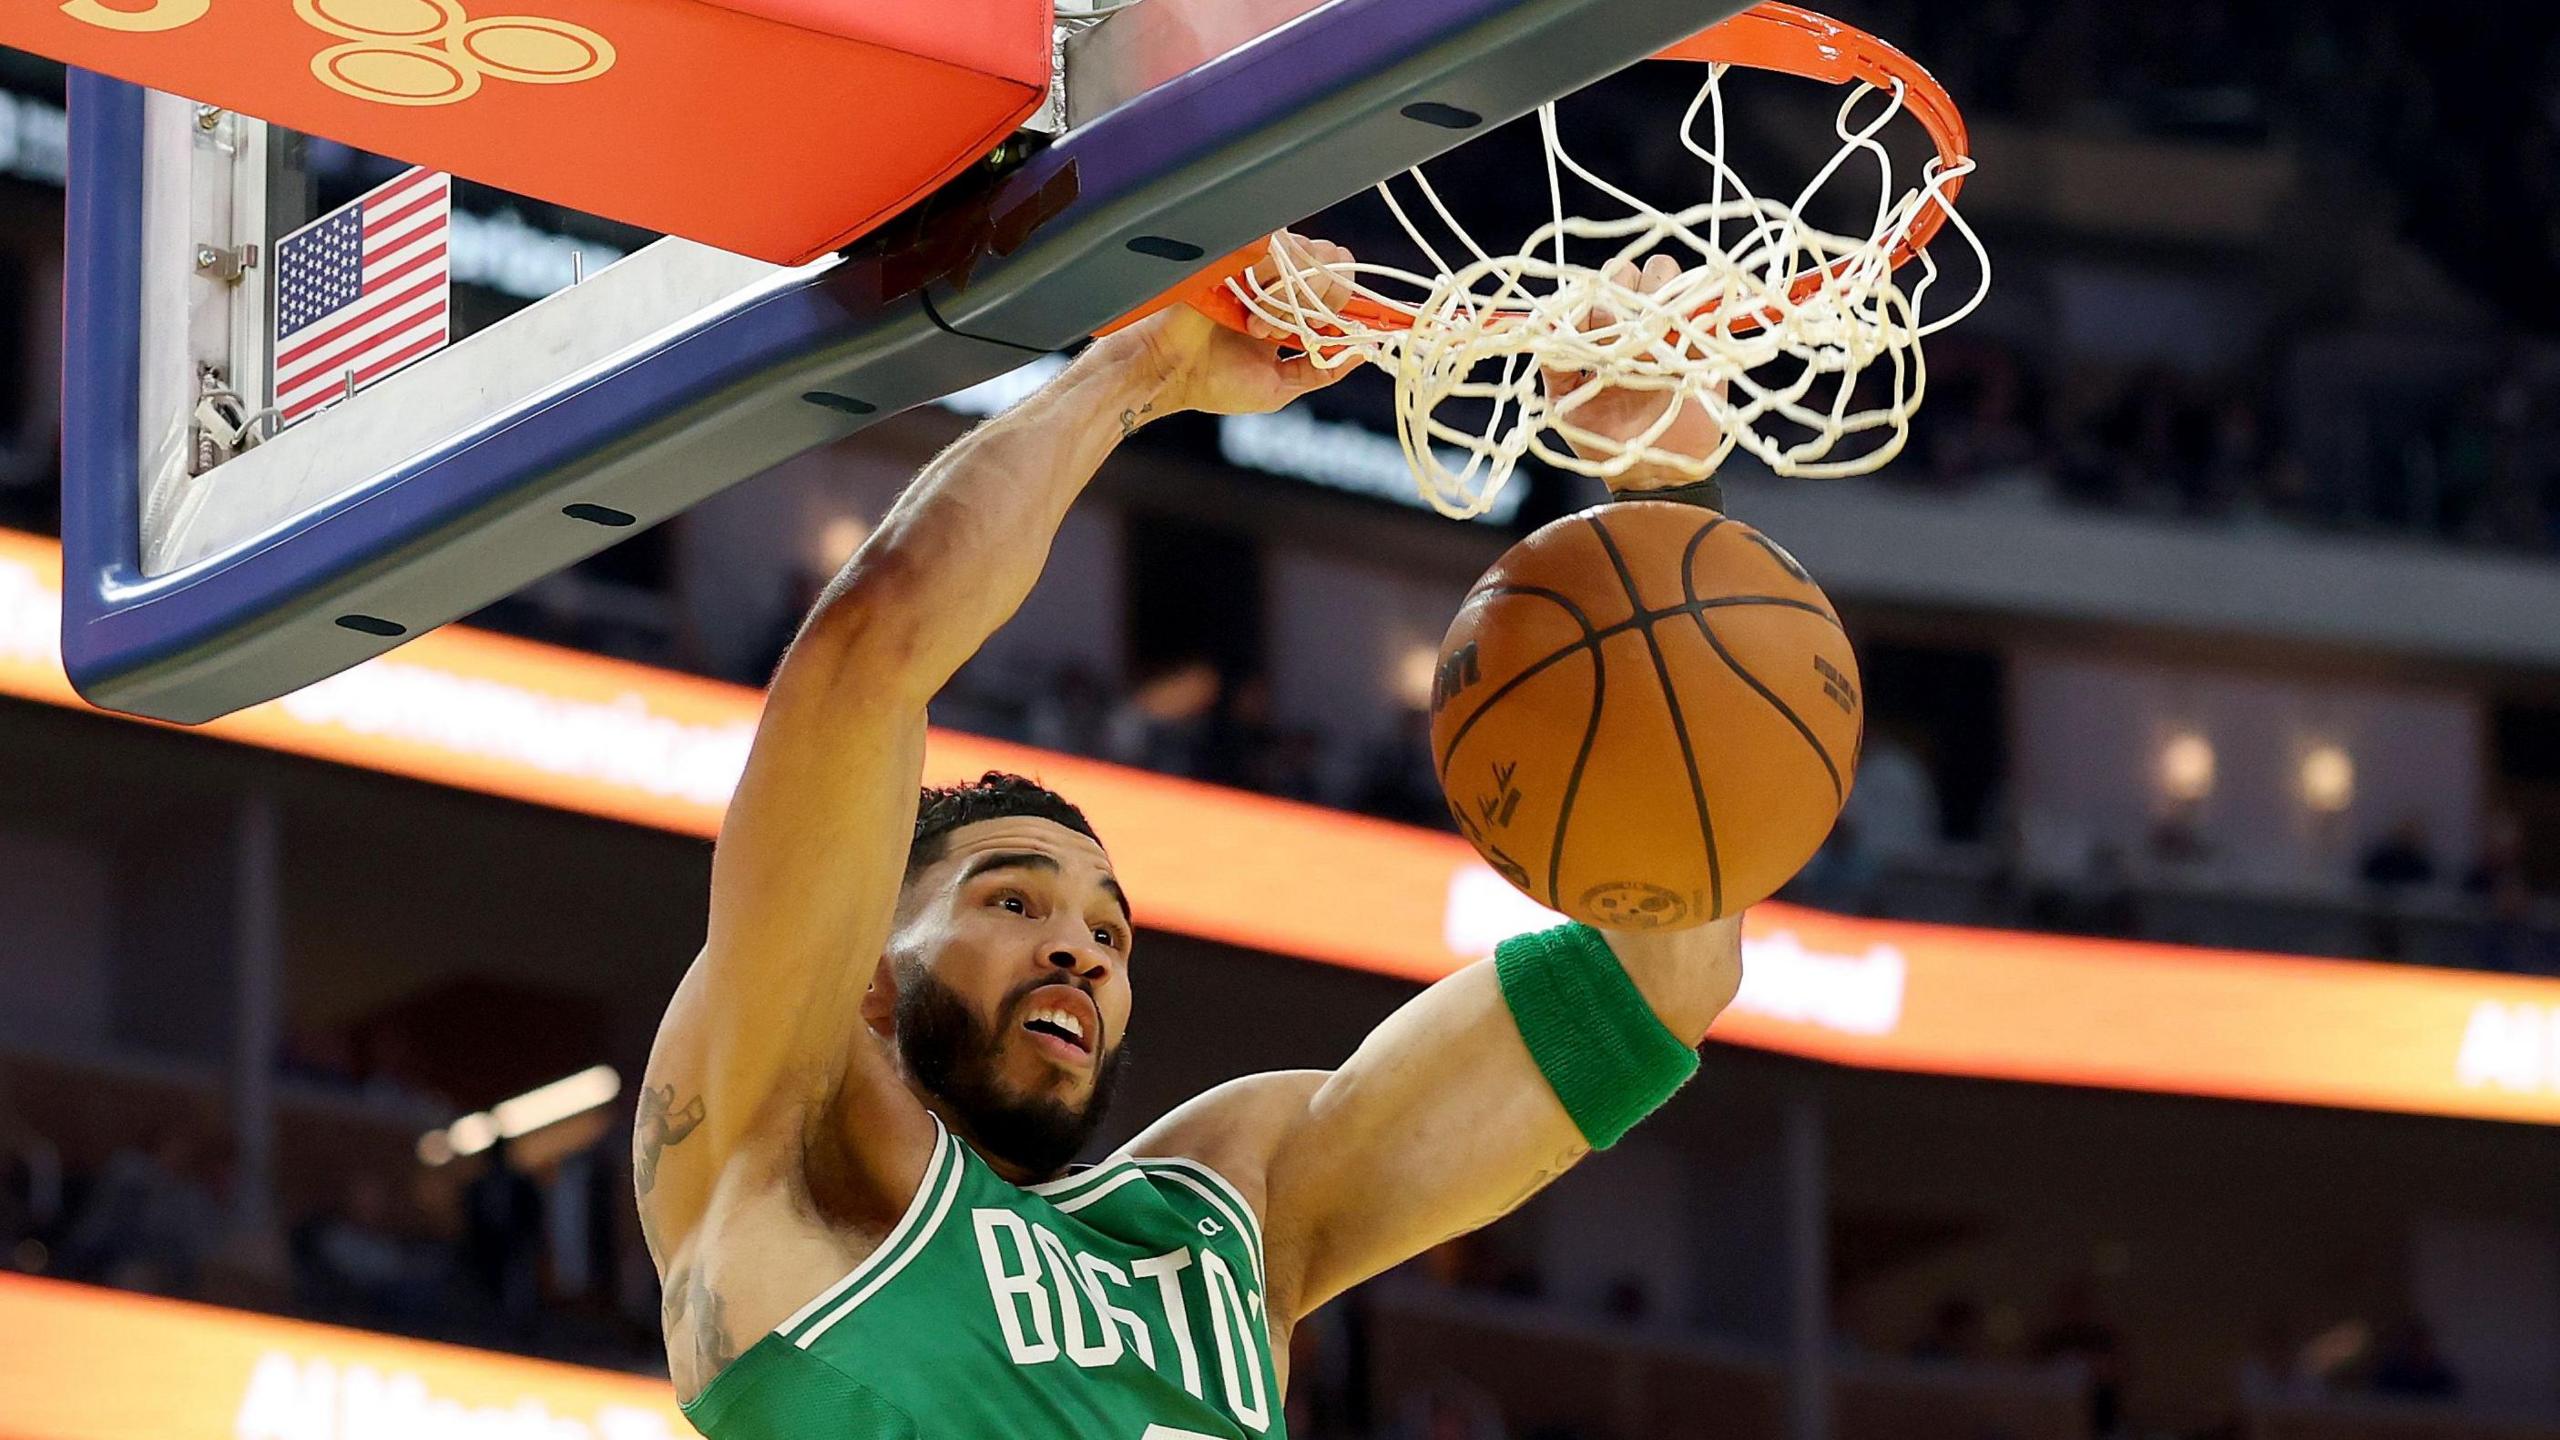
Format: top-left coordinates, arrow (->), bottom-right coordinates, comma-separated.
908,1088 -> 1056,1187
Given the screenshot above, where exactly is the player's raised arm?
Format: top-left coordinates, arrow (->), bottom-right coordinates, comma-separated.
637,241 -> 1361,1248
1238,251 -> 1764,1321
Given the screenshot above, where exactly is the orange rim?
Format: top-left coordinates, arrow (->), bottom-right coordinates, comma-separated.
1100,1 -> 1970,338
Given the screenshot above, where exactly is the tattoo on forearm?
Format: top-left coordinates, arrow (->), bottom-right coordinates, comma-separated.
634,1083 -> 707,1195
1120,401 -> 1155,437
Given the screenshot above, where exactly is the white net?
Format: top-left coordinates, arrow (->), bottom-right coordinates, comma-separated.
1228,64 -> 1989,519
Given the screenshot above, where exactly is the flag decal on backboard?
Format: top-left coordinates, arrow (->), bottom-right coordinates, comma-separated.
273,167 -> 453,430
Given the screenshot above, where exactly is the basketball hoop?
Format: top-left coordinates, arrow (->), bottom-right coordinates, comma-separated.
1143,2 -> 1988,519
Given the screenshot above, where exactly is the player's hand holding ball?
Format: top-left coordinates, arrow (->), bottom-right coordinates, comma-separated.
1433,254 -> 1862,930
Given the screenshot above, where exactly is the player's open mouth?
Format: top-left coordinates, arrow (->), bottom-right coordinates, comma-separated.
1020,988 -> 1098,1064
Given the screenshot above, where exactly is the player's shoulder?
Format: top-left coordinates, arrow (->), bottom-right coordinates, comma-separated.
1112,1069 -> 1329,1214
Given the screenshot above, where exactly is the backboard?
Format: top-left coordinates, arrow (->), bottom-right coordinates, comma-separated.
58,0 -> 1752,723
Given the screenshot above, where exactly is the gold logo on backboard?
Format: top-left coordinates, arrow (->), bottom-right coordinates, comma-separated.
61,0 -> 616,107
59,0 -> 212,33
298,0 -> 615,107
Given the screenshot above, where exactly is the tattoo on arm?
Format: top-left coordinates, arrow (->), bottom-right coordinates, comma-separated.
1120,400 -> 1155,437
635,1083 -> 707,1196
661,1266 -> 740,1388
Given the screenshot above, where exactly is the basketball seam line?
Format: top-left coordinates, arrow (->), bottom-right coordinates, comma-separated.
1545,597 -> 1609,914
1681,523 -> 1847,804
1483,588 -> 1845,637
1434,592 -> 1841,783
1589,513 -> 1722,922
1432,583 -> 1601,790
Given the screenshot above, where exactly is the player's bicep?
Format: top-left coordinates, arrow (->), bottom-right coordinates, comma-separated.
1260,961 -> 1587,1320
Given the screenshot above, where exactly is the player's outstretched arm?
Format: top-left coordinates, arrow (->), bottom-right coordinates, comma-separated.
639,242 -> 1361,1256
1233,248 -> 1742,1323
1247,919 -> 1740,1321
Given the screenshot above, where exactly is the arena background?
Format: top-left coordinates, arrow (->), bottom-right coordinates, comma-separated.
5,2 -> 2560,1437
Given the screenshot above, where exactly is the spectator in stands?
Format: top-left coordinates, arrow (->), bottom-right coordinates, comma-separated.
0,1086 -> 63,1270
741,561 -> 834,686
2032,1277 -> 2127,1439
1105,657 -> 1222,778
1910,1296 -> 1989,1364
1391,1377 -> 1508,1440
1026,662 -> 1114,758
56,1127 -> 223,1297
293,1172 -> 436,1326
360,1028 -> 452,1116
2366,1315 -> 2459,1399
2031,841 -> 2142,941
2237,1316 -> 2324,1402
1841,731 -> 1941,859
1356,707 -> 1456,831
1199,673 -> 1283,794
2360,817 -> 2441,893
1786,817 -> 1882,916
2462,810 -> 2530,897
461,1133 -> 546,1339
1599,1274 -> 1651,1326
2475,874 -> 2559,976
2147,800 -> 2215,874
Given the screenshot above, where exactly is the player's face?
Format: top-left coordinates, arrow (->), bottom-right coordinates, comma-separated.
888,817 -> 1135,1176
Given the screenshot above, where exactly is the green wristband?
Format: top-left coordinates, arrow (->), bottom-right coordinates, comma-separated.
1494,922 -> 1701,1149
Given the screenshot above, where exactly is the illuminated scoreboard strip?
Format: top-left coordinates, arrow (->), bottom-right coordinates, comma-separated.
0,1273 -> 684,1440
12,527 -> 2560,1123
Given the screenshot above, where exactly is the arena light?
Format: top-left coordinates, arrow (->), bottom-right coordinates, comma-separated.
2300,742 -> 2355,814
2157,731 -> 2216,803
417,1065 -> 621,1167
818,514 -> 871,569
1396,642 -> 1441,711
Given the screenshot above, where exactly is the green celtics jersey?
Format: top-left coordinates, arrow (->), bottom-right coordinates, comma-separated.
682,1118 -> 1284,1440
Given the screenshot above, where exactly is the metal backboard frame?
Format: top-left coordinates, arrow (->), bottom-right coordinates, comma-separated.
63,0 -> 1747,723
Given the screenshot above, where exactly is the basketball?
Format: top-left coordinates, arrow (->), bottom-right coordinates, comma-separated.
1430,501 -> 1862,930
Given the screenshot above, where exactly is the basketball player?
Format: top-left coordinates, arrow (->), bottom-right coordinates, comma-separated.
637,240 -> 1741,1438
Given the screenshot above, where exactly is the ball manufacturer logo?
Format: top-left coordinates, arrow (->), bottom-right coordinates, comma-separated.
59,0 -> 617,107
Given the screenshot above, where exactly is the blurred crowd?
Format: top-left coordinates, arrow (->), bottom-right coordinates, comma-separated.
1786,732 -> 2560,975
1872,0 -> 2560,327
1895,337 -> 2560,558
0,1083 -> 644,1369
0,1073 -> 2481,1440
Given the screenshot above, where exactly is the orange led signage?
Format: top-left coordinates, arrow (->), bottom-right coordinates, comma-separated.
0,1273 -> 684,1440
13,528 -> 2560,1125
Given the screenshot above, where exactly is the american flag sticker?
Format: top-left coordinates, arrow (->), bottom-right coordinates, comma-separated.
272,166 -> 453,430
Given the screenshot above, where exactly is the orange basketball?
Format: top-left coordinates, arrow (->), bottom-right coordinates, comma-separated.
1429,502 -> 1862,930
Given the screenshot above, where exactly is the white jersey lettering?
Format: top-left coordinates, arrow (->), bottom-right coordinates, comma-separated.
1130,1249 -> 1205,1399
972,1210 -> 1059,1364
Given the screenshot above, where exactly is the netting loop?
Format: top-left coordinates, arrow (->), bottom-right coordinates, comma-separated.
1156,2 -> 1989,520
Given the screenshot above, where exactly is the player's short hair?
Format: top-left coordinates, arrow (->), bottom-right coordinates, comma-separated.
906,771 -> 1102,880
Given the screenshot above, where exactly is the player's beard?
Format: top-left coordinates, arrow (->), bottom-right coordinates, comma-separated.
896,968 -> 1129,1178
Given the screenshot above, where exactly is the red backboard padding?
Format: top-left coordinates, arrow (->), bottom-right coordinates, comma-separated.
15,0 -> 1052,264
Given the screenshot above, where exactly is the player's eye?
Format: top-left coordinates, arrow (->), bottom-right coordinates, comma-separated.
1093,926 -> 1118,949
993,891 -> 1029,915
